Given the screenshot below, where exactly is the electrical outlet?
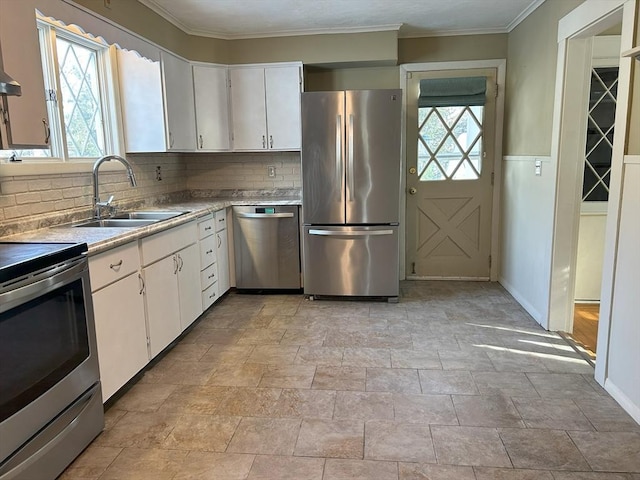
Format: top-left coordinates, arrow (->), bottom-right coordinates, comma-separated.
267,165 -> 276,178
535,159 -> 542,176
156,166 -> 162,181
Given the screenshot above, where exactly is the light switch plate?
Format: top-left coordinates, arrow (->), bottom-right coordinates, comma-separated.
535,159 -> 542,176
267,165 -> 276,178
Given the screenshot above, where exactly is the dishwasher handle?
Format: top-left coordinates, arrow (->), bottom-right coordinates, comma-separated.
236,212 -> 294,219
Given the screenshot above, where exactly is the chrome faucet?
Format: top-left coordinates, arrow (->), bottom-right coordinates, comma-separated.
92,154 -> 137,219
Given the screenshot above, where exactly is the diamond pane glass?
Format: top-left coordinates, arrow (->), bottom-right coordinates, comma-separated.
583,66 -> 618,201
417,105 -> 484,182
56,37 -> 105,158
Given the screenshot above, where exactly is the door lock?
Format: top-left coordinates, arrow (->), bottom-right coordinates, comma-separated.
409,167 -> 417,175
408,187 -> 417,195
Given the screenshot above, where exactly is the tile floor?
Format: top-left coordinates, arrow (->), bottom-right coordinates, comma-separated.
61,281 -> 640,479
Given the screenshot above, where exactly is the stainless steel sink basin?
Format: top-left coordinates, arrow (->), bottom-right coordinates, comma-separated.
73,219 -> 159,228
112,210 -> 188,220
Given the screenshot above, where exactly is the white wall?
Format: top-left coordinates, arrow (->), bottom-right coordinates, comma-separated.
575,207 -> 607,301
499,156 -> 555,326
605,158 -> 640,423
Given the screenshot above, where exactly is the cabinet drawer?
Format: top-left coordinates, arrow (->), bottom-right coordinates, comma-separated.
202,281 -> 219,310
89,242 -> 140,292
198,215 -> 215,239
140,221 -> 197,266
214,209 -> 227,232
200,262 -> 217,290
200,235 -> 217,268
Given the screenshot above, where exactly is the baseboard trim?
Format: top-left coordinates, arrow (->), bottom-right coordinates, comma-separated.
604,378 -> 640,425
498,275 -> 546,328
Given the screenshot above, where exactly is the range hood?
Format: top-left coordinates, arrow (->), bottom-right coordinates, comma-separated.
0,69 -> 21,96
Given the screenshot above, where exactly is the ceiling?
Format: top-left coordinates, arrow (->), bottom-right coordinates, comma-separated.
137,0 -> 546,40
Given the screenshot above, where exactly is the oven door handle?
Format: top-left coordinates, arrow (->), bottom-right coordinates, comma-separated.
0,257 -> 87,312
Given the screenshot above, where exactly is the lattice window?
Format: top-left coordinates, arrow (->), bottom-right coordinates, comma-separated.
418,105 -> 483,181
583,67 -> 618,201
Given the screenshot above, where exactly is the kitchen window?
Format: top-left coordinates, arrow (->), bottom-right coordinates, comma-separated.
0,16 -> 119,162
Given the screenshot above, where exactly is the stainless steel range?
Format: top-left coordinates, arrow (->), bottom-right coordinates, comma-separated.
0,242 -> 103,480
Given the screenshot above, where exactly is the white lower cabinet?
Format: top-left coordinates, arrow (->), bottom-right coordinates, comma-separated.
89,242 -> 148,402
216,222 -> 230,295
177,243 -> 203,330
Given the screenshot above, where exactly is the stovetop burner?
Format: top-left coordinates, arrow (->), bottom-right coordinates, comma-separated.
0,242 -> 88,284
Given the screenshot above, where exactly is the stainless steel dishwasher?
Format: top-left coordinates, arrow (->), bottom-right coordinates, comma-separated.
232,205 -> 301,289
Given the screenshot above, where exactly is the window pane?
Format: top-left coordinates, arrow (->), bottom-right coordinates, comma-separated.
56,37 -> 105,158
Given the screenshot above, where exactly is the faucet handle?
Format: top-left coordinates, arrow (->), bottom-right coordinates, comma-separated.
96,195 -> 114,207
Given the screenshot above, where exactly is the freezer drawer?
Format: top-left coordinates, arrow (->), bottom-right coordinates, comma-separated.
303,225 -> 399,297
233,206 -> 301,289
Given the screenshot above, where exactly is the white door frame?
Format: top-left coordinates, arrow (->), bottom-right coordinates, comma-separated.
399,60 -> 506,282
546,0 -> 636,386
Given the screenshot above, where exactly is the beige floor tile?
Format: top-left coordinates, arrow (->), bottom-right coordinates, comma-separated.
59,445 -> 122,479
398,463 -> 476,480
526,373 -> 602,399
511,397 -> 593,430
207,363 -> 267,387
453,395 -> 525,428
294,346 -> 344,366
270,388 -> 336,418
247,345 -> 300,364
112,384 -> 177,412
215,387 -> 282,416
390,349 -> 442,369
323,459 -> 398,480
325,330 -> 412,349
258,364 -> 316,388
411,333 -> 460,352
247,455 -> 325,480
94,411 -> 181,448
366,368 -> 422,394
471,371 -> 538,396
551,473 -> 635,479
173,452 -> 255,480
162,343 -> 211,362
365,420 -> 436,463
280,328 -> 327,346
431,426 -> 512,468
99,447 -> 188,480
312,366 -> 366,391
237,328 -> 287,345
569,431 -> 640,472
334,391 -> 394,420
227,417 -> 301,455
573,396 -> 640,432
473,467 -> 554,479
139,360 -> 217,386
485,350 -> 550,373
418,370 -> 478,395
438,350 -> 495,371
294,419 -> 364,458
393,394 -> 458,425
499,428 -> 590,470
190,328 -> 244,345
342,347 -> 392,367
162,414 -> 241,452
200,345 -> 255,364
159,385 -> 233,414
103,408 -> 126,430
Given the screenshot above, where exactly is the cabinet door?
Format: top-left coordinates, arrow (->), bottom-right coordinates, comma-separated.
230,67 -> 267,150
116,47 -> 166,153
0,0 -> 49,148
177,243 -> 203,331
193,64 -> 230,151
93,273 -> 148,402
161,51 -> 196,151
144,255 -> 181,358
217,229 -> 230,295
265,66 -> 302,150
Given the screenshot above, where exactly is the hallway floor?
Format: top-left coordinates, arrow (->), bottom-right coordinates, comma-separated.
61,281 -> 640,479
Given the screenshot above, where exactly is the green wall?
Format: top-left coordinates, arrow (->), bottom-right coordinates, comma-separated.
399,34 -> 507,63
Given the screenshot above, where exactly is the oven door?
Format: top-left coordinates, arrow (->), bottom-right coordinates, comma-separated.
0,255 -> 100,463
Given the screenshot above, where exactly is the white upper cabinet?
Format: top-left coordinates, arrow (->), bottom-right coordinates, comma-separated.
115,47 -> 167,153
193,64 -> 231,151
230,63 -> 302,151
0,0 -> 49,148
161,51 -> 196,151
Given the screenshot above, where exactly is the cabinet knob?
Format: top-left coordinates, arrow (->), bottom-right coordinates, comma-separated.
262,135 -> 266,148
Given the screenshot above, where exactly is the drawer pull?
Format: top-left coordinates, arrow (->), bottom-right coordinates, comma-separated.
209,292 -> 216,299
205,249 -> 213,254
218,218 -> 224,222
109,259 -> 123,270
208,273 -> 215,279
204,226 -> 212,231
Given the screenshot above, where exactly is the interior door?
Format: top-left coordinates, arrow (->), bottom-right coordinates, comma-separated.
406,69 -> 497,279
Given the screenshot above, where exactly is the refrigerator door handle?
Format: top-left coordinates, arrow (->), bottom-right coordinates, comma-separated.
347,114 -> 354,201
236,212 -> 295,219
336,114 -> 342,201
309,229 -> 394,237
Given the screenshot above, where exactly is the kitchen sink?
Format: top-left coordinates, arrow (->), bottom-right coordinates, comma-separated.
73,218 -> 159,228
112,210 -> 188,220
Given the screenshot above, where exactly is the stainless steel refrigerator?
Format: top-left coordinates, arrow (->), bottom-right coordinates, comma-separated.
302,89 -> 402,299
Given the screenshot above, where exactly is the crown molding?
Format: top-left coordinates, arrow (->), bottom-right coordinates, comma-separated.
507,0 -> 546,32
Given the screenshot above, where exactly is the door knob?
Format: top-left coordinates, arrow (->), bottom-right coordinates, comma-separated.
409,187 -> 417,195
